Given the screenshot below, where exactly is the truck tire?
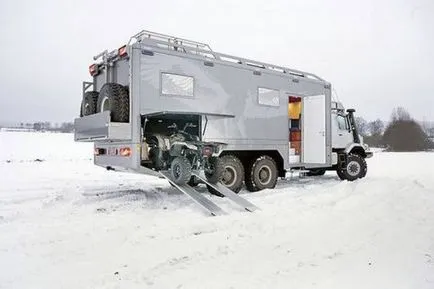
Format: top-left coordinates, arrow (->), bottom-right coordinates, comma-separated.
245,156 -> 278,191
336,169 -> 346,180
337,154 -> 367,181
170,156 -> 192,185
80,91 -> 99,116
306,169 -> 326,176
206,155 -> 244,196
97,83 -> 129,122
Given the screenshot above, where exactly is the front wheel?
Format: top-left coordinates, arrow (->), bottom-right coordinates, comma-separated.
337,154 -> 367,181
170,156 -> 192,185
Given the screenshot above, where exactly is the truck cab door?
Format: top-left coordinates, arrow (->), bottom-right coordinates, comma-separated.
332,114 -> 353,149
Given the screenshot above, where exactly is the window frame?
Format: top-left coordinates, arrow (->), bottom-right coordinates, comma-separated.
160,72 -> 195,98
336,114 -> 349,131
257,87 -> 280,107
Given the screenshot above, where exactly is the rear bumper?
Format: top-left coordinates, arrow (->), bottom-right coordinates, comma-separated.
365,151 -> 374,158
94,142 -> 141,170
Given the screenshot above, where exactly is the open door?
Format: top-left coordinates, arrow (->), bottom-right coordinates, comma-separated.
302,94 -> 327,164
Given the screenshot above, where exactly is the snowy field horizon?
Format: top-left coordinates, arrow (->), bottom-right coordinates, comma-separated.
1,131 -> 433,288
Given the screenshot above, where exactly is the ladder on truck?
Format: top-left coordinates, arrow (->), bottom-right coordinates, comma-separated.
159,171 -> 258,216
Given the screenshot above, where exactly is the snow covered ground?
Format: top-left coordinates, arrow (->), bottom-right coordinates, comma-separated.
1,131 -> 433,289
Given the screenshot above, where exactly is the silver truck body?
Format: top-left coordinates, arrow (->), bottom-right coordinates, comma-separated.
75,31 -> 343,176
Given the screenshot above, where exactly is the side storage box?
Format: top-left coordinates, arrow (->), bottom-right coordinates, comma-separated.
74,111 -> 131,142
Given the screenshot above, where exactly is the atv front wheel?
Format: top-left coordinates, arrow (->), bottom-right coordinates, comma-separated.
170,156 -> 192,185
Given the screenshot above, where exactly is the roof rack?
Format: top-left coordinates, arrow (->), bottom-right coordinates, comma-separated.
128,30 -> 324,82
128,29 -> 213,52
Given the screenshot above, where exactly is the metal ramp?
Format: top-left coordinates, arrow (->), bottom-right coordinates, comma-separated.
159,171 -> 259,216
159,172 -> 226,216
192,172 -> 259,212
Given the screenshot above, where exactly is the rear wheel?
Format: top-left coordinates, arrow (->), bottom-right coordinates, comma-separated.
187,176 -> 200,187
170,156 -> 192,185
206,155 -> 244,196
97,83 -> 129,122
205,157 -> 224,184
80,91 -> 99,116
245,156 -> 278,192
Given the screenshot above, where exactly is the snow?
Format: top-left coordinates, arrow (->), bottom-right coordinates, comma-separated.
1,131 -> 434,289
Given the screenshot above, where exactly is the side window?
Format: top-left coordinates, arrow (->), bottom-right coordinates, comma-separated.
161,73 -> 194,97
258,87 -> 280,107
336,115 -> 349,130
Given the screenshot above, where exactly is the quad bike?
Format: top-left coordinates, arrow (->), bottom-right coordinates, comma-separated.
145,122 -> 223,186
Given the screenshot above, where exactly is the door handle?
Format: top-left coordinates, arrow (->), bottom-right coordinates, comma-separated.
338,133 -> 343,136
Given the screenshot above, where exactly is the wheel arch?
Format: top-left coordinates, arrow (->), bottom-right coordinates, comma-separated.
345,144 -> 367,158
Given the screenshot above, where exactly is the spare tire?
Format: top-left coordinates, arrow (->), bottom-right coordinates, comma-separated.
80,91 -> 99,117
97,83 -> 129,122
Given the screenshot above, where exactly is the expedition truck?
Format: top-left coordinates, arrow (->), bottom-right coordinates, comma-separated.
74,30 -> 372,212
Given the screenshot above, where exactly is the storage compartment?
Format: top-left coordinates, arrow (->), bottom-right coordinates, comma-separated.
142,114 -> 201,139
74,111 -> 131,142
141,113 -> 201,168
288,96 -> 302,119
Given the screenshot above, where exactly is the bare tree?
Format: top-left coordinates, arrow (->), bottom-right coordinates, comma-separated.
391,107 -> 412,122
355,117 -> 368,136
368,119 -> 384,136
60,122 -> 74,133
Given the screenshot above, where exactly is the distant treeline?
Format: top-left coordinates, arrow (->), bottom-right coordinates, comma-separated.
0,122 -> 74,133
356,107 -> 434,151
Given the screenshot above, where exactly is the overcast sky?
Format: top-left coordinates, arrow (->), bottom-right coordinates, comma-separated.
0,0 -> 433,124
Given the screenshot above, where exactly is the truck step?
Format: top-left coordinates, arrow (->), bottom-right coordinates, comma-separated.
159,172 -> 226,216
193,172 -> 259,212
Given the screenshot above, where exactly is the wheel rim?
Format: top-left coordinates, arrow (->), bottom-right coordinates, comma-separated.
173,164 -> 181,179
101,97 -> 110,112
347,161 -> 361,177
257,165 -> 272,185
222,166 -> 237,187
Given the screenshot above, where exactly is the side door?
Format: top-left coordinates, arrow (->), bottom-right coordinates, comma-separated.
302,94 -> 327,164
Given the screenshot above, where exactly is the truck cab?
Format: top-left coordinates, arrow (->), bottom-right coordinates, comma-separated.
320,101 -> 373,180
332,110 -> 354,149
